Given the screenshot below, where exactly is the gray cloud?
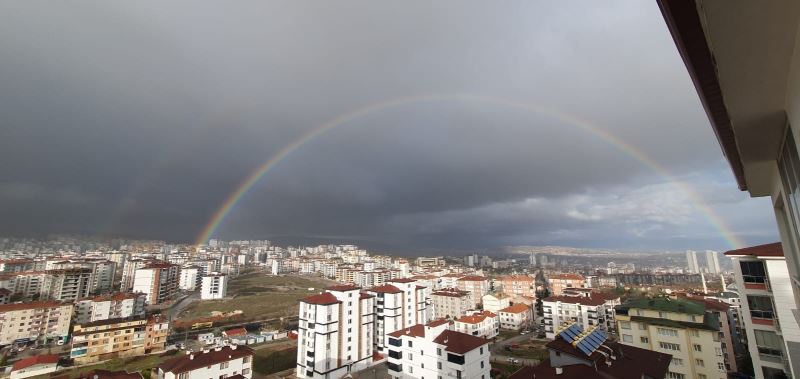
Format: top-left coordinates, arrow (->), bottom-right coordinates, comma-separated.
0,0 -> 778,250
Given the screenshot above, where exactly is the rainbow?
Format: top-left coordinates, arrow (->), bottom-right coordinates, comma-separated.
195,93 -> 745,249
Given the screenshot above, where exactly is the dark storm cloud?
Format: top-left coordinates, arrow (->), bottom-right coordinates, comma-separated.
0,1 -> 777,250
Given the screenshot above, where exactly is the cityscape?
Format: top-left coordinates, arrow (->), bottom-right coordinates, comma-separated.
0,1 -> 799,379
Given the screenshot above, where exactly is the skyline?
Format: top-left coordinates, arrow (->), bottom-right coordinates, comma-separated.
0,0 -> 779,251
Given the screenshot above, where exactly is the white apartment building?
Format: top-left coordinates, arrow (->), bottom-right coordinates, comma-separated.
456,276 -> 489,307
41,268 -> 93,302
201,273 -> 228,300
0,301 -> 73,345
615,297 -> 726,379
726,243 -> 791,378
542,289 -> 620,339
706,250 -> 721,275
132,262 -> 180,305
157,345 -> 254,379
657,2 -> 800,377
454,311 -> 498,340
481,293 -> 510,313
687,250 -> 701,274
430,288 -> 472,319
179,266 -> 201,291
386,321 -> 491,379
0,271 -> 48,299
47,259 -> 116,293
367,279 -> 429,352
296,284 -> 376,378
120,258 -> 154,292
498,304 -> 532,331
74,292 -> 146,324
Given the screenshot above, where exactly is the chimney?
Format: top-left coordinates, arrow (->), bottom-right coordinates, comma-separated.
231,345 -> 237,350
189,354 -> 194,360
555,367 -> 563,375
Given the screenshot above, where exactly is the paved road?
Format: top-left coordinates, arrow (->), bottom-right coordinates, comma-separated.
167,291 -> 200,320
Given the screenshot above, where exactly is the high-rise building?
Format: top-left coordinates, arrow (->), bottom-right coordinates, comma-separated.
200,273 -> 228,300
132,263 -> 179,305
726,243 -> 790,379
74,292 -> 147,324
542,289 -> 620,339
366,278 -> 429,352
686,250 -> 701,274
706,250 -> 721,274
296,285 -> 375,379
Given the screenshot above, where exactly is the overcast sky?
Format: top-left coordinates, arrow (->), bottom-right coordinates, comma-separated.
0,1 -> 779,252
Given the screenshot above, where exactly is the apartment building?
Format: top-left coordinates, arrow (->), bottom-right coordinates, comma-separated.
615,298 -> 726,379
454,311 -> 498,340
497,275 -> 536,298
132,263 -> 180,305
157,345 -> 254,379
386,321 -> 491,379
41,268 -> 93,301
430,288 -> 472,319
366,279 -> 429,352
74,292 -> 147,324
498,304 -> 532,331
179,266 -> 201,291
120,258 -> 154,292
657,1 -> 800,377
0,260 -> 36,273
200,273 -> 228,300
296,284 -> 376,378
481,293 -> 511,313
542,290 -> 620,339
70,315 -> 169,363
547,273 -> 584,296
47,259 -> 116,293
726,243 -> 791,378
0,301 -> 73,345
683,295 -> 740,374
456,276 -> 489,307
0,271 -> 48,299
145,315 -> 170,353
509,322 -> 672,379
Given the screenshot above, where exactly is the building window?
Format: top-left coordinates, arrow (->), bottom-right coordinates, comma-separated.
619,321 -> 630,330
408,341 -> 413,347
219,362 -> 229,369
640,337 -> 649,343
659,342 -> 680,351
695,359 -> 704,367
667,372 -> 685,379
657,328 -> 678,337
693,344 -> 702,352
622,334 -> 632,343
779,126 -> 800,276
672,358 -> 683,366
690,330 -> 700,337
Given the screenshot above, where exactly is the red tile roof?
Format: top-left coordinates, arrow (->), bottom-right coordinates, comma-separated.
325,284 -> 361,291
432,330 -> 489,354
725,242 -> 783,257
457,275 -> 487,282
427,318 -> 451,327
359,292 -> 374,300
543,295 -> 607,306
456,311 -> 496,324
223,327 -> 247,336
387,324 -> 426,338
389,278 -> 416,283
0,301 -> 69,312
499,304 -> 531,314
12,354 -> 60,371
548,273 -> 585,281
367,284 -> 402,294
300,292 -> 340,305
499,275 -> 534,282
159,346 -> 254,374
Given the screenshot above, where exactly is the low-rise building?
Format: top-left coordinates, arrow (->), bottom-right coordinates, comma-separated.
10,355 -> 60,379
0,301 -> 72,345
498,304 -> 532,331
547,273 -> 585,296
456,276 -> 490,307
157,345 -> 254,379
454,311 -> 498,340
70,316 -> 169,364
386,321 -> 491,379
542,289 -> 620,339
481,293 -> 510,313
497,275 -> 536,298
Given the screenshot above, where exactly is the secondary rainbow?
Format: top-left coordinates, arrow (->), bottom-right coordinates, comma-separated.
195,93 -> 745,249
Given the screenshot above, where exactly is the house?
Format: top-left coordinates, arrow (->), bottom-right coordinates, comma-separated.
157,345 -> 254,379
481,293 -> 511,313
10,355 -> 60,379
223,327 -> 248,338
453,311 -> 498,340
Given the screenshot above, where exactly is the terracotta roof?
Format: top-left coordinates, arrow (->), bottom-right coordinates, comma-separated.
456,311 -> 496,324
0,301 -> 69,312
411,275 -> 437,279
725,242 -> 783,257
432,289 -> 470,298
539,337 -> 672,379
427,318 -> 451,327
432,330 -> 489,354
387,324 -> 426,338
12,354 -> 60,371
359,293 -> 374,300
499,304 -> 531,314
499,275 -> 534,282
300,292 -> 340,305
158,346 -> 254,374
367,284 -> 402,294
457,275 -> 487,282
389,278 -> 416,283
223,327 -> 247,336
77,370 -> 143,379
325,284 -> 361,291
